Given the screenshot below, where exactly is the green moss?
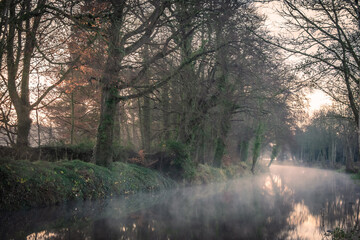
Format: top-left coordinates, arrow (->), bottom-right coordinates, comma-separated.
0,160 -> 176,211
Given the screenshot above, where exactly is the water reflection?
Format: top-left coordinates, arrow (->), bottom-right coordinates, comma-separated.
0,165 -> 359,240
271,166 -> 360,240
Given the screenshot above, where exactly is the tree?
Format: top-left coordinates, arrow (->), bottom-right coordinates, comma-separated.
0,0 -> 85,149
293,109 -> 357,169
262,0 -> 360,170
91,0 -> 208,166
45,4 -> 106,145
0,82 -> 15,146
91,0 -> 265,167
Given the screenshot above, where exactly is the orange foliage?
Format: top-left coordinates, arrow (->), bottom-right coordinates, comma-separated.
129,150 -> 146,165
222,154 -> 234,167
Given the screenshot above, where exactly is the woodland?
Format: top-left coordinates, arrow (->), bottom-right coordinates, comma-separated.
0,0 -> 359,186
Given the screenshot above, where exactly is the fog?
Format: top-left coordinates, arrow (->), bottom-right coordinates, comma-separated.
1,165 -> 359,240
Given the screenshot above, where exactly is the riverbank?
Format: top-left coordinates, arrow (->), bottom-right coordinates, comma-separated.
0,160 -> 175,211
271,160 -> 360,174
2,165 -> 358,240
0,159 -> 258,211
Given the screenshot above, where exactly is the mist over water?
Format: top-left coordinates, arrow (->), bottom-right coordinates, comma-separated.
1,165 -> 359,240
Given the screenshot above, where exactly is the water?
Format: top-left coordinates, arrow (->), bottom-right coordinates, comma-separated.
1,165 -> 359,240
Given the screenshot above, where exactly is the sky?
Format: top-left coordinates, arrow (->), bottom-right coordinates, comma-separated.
256,2 -> 333,115
307,89 -> 332,114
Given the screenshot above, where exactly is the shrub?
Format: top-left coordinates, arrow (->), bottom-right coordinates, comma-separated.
165,140 -> 195,180
328,226 -> 360,240
112,144 -> 137,162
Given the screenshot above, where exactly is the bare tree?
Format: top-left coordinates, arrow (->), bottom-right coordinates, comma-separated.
1,0 -> 85,149
261,0 -> 360,170
91,0 -> 214,166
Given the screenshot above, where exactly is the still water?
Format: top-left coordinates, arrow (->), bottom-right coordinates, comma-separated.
1,165 -> 359,240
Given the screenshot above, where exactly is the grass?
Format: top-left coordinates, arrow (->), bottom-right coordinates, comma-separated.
191,162 -> 255,185
0,153 -> 263,211
0,159 -> 176,211
326,226 -> 360,240
351,172 -> 360,186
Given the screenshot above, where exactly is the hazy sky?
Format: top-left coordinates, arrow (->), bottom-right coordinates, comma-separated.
256,2 -> 333,115
307,90 -> 332,114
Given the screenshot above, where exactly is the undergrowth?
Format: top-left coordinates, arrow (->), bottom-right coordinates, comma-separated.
165,140 -> 196,180
191,162 -> 253,185
325,226 -> 360,240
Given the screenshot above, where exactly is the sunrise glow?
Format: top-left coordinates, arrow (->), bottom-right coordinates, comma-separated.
307,90 -> 332,114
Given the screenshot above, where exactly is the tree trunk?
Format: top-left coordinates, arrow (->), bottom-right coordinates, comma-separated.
93,3 -> 124,166
162,84 -> 170,141
142,96 -> 151,152
138,98 -> 144,148
251,122 -> 265,173
268,144 -> 279,167
70,92 -> 75,145
124,110 -> 131,145
345,137 -> 355,172
130,109 -> 137,146
35,108 -> 42,160
331,140 -> 336,167
16,106 -> 32,148
213,137 -> 225,167
196,133 -> 205,164
93,87 -> 118,166
5,0 -> 44,149
238,140 -> 250,162
356,0 -> 360,172
113,103 -> 121,145
141,45 -> 151,152
211,9 -> 232,168
358,66 -> 360,167
175,2 -> 197,145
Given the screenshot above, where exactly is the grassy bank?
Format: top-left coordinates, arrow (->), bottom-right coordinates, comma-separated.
0,157 -> 263,211
351,172 -> 360,185
0,160 -> 175,211
190,162 -> 260,185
